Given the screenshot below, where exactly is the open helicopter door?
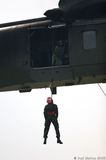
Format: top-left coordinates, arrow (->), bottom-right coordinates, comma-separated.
30,24 -> 69,68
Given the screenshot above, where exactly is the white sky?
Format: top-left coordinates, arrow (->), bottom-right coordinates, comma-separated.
0,0 -> 106,160
0,0 -> 58,23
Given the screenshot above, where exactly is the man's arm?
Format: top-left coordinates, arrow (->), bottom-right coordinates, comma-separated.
55,105 -> 58,118
44,107 -> 47,119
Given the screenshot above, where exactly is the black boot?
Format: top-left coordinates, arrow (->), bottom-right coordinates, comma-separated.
57,138 -> 63,144
43,138 -> 47,144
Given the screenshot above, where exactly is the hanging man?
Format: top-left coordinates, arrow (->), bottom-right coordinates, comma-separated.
43,97 -> 63,144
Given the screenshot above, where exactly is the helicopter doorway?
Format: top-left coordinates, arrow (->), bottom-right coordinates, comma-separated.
30,26 -> 69,68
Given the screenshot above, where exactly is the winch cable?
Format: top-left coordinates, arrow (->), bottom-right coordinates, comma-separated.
98,83 -> 106,97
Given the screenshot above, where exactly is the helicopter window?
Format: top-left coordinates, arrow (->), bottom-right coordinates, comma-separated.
83,31 -> 96,50
30,26 -> 69,68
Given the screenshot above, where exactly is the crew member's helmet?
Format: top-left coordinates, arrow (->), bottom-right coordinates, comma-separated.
57,40 -> 63,46
47,97 -> 53,104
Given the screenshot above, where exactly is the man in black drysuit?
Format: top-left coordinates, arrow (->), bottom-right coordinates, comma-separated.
43,97 -> 63,144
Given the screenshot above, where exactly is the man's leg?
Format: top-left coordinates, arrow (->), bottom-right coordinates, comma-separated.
52,119 -> 63,144
43,120 -> 51,144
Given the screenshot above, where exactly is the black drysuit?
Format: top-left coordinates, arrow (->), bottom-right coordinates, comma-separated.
43,103 -> 60,139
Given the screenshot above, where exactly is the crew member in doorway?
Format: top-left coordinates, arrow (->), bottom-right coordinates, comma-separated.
43,97 -> 63,144
52,40 -> 64,66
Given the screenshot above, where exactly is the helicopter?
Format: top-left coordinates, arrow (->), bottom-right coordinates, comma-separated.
0,0 -> 106,94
